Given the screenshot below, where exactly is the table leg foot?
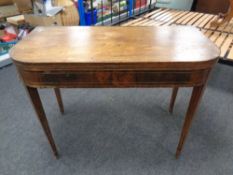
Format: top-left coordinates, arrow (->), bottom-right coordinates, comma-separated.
175,149 -> 181,159
169,87 -> 179,114
54,152 -> 59,159
26,86 -> 59,158
176,85 -> 205,157
54,88 -> 64,114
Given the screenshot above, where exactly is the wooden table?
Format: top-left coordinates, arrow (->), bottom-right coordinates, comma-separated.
10,26 -> 220,158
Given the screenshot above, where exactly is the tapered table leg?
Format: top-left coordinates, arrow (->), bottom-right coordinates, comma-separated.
54,88 -> 64,114
26,86 -> 59,158
176,85 -> 206,158
169,87 -> 179,114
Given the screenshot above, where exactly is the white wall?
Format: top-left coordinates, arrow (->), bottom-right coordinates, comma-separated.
156,0 -> 193,10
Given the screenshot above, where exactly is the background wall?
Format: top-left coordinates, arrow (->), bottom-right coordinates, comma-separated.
156,0 -> 194,10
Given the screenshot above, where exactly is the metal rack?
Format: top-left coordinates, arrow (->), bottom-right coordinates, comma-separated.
78,0 -> 157,26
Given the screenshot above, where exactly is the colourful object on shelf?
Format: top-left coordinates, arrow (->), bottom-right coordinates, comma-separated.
78,0 -> 86,25
0,25 -> 17,42
135,0 -> 147,8
78,0 -> 149,25
0,41 -> 17,56
85,9 -> 97,25
0,32 -> 17,42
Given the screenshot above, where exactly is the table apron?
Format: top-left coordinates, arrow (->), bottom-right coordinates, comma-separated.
18,69 -> 210,88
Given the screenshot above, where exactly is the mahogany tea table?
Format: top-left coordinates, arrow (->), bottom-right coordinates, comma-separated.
10,26 -> 220,158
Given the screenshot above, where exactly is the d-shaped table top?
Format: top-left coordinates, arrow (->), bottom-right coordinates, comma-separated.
10,26 -> 219,70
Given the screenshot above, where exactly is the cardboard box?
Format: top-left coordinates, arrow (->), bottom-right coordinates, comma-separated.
24,14 -> 62,26
13,0 -> 33,13
0,0 -> 13,6
0,5 -> 19,19
7,15 -> 25,25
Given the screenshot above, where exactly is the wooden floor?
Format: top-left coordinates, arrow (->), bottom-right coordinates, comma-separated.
122,8 -> 233,62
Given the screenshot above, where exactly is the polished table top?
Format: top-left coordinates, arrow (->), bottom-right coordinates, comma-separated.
10,26 -> 219,70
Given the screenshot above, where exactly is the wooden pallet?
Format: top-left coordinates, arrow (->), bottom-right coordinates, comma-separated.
122,8 -> 233,63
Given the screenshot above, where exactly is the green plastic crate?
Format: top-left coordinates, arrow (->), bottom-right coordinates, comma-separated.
0,41 -> 17,56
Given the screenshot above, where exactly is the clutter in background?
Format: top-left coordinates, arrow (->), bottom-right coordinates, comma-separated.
21,0 -> 79,26
0,0 -> 79,27
0,23 -> 32,55
0,0 -> 80,68
0,25 -> 17,43
79,0 -> 157,26
0,23 -> 26,61
82,0 -> 129,25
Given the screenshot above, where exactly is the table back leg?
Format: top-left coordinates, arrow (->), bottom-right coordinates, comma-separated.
169,87 -> 179,114
26,86 -> 59,158
176,85 -> 206,158
54,88 -> 64,114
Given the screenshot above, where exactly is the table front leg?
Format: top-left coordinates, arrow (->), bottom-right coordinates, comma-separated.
54,88 -> 64,114
176,85 -> 206,158
26,86 -> 59,158
169,87 -> 179,114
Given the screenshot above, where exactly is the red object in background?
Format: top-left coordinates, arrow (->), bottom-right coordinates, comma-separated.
0,31 -> 17,42
135,0 -> 147,8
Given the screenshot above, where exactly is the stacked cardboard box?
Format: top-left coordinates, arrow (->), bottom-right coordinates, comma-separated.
13,0 -> 33,13
0,0 -> 19,19
0,0 -> 13,6
24,14 -> 62,26
12,0 -> 79,26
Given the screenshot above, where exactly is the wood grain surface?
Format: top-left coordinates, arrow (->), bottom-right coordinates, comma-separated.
10,26 -> 219,67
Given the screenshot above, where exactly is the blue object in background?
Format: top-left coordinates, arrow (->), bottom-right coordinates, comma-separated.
128,0 -> 133,17
85,9 -> 98,26
78,0 -> 86,26
156,0 -> 193,10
